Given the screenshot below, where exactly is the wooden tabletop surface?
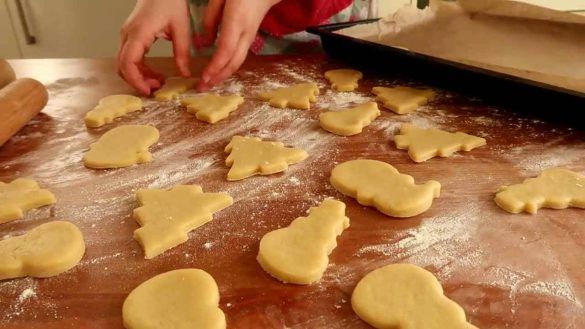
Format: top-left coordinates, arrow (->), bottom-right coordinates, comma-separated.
0,55 -> 584,329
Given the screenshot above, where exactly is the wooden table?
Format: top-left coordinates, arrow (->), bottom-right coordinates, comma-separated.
0,56 -> 584,329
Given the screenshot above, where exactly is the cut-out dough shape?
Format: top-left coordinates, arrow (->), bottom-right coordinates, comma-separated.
372,86 -> 435,114
495,168 -> 585,214
325,69 -> 363,92
181,94 -> 244,123
83,125 -> 159,169
319,102 -> 380,136
330,159 -> 440,217
257,199 -> 349,284
394,124 -> 486,162
153,77 -> 197,101
123,269 -> 226,329
225,136 -> 308,181
0,178 -> 56,224
0,221 -> 85,280
258,82 -> 319,109
84,95 -> 143,128
352,263 -> 478,329
133,185 -> 233,259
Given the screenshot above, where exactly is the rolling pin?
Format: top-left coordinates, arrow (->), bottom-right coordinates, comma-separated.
0,59 -> 16,89
0,78 -> 49,146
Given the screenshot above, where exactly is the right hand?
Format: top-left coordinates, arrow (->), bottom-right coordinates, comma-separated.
118,0 -> 192,95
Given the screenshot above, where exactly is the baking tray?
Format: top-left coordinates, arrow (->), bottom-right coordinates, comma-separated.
308,20 -> 585,129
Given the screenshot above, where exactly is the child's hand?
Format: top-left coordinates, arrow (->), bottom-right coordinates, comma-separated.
195,0 -> 281,90
118,0 -> 192,95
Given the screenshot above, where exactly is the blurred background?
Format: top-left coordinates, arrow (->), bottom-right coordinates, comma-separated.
1,0 -> 583,59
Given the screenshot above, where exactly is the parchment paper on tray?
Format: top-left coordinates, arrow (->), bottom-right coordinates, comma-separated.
336,0 -> 585,93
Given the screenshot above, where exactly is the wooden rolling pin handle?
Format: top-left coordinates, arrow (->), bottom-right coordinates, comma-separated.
0,78 -> 49,146
0,59 -> 16,89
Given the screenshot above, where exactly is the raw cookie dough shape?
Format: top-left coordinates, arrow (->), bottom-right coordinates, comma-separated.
325,69 -> 363,92
495,168 -> 585,214
394,124 -> 486,162
153,77 -> 197,101
0,221 -> 85,280
83,125 -> 159,169
84,95 -> 143,128
257,199 -> 350,284
225,136 -> 308,181
319,102 -> 380,136
258,82 -> 319,109
0,178 -> 56,224
133,185 -> 233,259
123,269 -> 226,329
181,94 -> 244,123
352,263 -> 478,329
330,159 -> 440,217
372,86 -> 434,114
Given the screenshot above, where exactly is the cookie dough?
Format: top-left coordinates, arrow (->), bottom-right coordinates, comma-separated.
257,199 -> 349,284
181,94 -> 244,123
495,168 -> 585,214
352,263 -> 477,329
258,82 -> 319,109
324,69 -> 363,92
372,86 -> 434,114
154,77 -> 197,101
394,124 -> 486,162
330,160 -> 440,217
0,221 -> 85,280
83,125 -> 159,169
225,136 -> 308,181
319,102 -> 380,136
84,95 -> 143,128
123,269 -> 226,329
0,178 -> 56,224
133,185 -> 233,259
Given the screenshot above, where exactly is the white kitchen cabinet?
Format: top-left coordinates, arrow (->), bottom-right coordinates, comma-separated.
0,0 -> 21,58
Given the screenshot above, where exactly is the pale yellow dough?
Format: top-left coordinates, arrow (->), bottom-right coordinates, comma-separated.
153,77 -> 197,101
258,82 -> 319,109
181,94 -> 244,123
372,86 -> 434,114
330,159 -> 440,217
352,263 -> 478,329
83,125 -> 159,169
133,185 -> 233,259
123,269 -> 226,329
325,69 -> 363,92
257,199 -> 349,285
0,178 -> 56,224
319,102 -> 380,136
495,168 -> 585,214
225,136 -> 308,181
84,95 -> 143,128
0,221 -> 85,280
394,124 -> 486,162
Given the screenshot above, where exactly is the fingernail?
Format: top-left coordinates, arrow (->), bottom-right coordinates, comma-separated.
202,75 -> 210,84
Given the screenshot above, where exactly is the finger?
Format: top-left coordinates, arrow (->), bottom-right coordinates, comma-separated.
119,39 -> 151,95
208,33 -> 251,85
170,21 -> 192,77
201,22 -> 242,84
198,0 -> 224,48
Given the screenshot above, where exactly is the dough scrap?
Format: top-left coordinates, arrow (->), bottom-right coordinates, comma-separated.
258,82 -> 319,109
330,159 -> 440,217
154,77 -> 197,101
257,199 -> 349,285
83,125 -> 159,169
352,263 -> 477,329
325,69 -> 363,92
225,136 -> 308,181
319,102 -> 380,136
181,94 -> 244,123
0,221 -> 85,280
372,86 -> 434,114
84,95 -> 143,128
495,168 -> 585,214
133,185 -> 233,259
123,269 -> 226,329
394,124 -> 486,162
0,178 -> 56,224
